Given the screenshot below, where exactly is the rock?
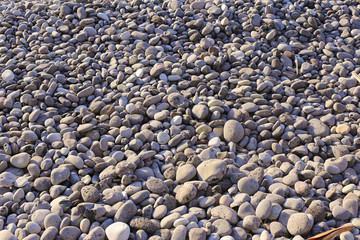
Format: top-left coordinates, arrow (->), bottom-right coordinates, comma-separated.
223,120 -> 244,143
294,181 -> 311,196
31,209 -> 51,229
211,205 -> 238,224
176,164 -> 197,183
243,215 -> 261,231
192,104 -> 209,119
50,167 -> 70,185
287,213 -> 313,236
59,226 -> 81,240
237,177 -> 259,195
167,92 -> 189,108
81,185 -> 100,202
189,228 -> 206,240
332,206 -> 351,220
84,226 -> 105,240
305,206 -> 326,223
0,172 -> 17,187
21,130 -> 38,143
197,159 -> 226,184
307,119 -> 330,137
270,222 -> 288,237
0,230 -> 16,240
2,69 -> 15,82
212,219 -> 232,236
176,183 -> 197,204
129,217 -> 159,233
114,200 -> 137,222
146,177 -> 167,194
10,152 -> 30,168
256,199 -> 272,219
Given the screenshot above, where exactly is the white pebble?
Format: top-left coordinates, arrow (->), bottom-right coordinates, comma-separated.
208,137 -> 221,147
105,222 -> 130,240
2,70 -> 14,82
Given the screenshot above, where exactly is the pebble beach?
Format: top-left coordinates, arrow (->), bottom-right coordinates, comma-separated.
0,0 -> 360,239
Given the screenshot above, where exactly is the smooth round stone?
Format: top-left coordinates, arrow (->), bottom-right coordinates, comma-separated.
0,172 -> 17,187
84,226 -> 105,240
59,226 -> 81,240
343,184 -> 356,194
241,102 -> 258,112
146,177 -> 167,194
256,199 -> 272,219
44,213 -> 62,229
25,222 -> 41,234
153,205 -> 167,219
287,213 -> 313,236
208,137 -> 221,147
31,209 -> 51,229
294,181 -> 311,196
336,124 -> 350,134
157,132 -> 170,144
21,130 -> 38,143
176,183 -> 197,204
212,219 -> 232,236
307,119 -> 330,137
243,215 -> 261,231
0,230 -> 16,240
171,116 -> 182,125
324,157 -> 348,173
14,176 -> 28,188
332,206 -> 351,220
10,152 -> 30,168
305,206 -> 326,223
67,155 -> 84,169
223,120 -> 244,143
172,225 -> 187,239
211,205 -> 238,224
189,228 -> 206,240
340,231 -> 355,240
50,167 -> 70,185
269,222 -> 288,238
2,69 -> 15,81
81,185 -> 100,202
192,104 -> 209,119
176,164 -> 196,183
237,177 -> 259,195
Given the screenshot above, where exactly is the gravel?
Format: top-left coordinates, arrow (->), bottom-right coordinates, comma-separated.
0,0 -> 359,240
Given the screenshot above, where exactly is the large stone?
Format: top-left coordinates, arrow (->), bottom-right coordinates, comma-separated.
307,118 -> 330,137
197,159 -> 226,184
223,120 -> 244,143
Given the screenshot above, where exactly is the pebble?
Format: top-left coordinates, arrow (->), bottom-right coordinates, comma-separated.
50,167 -> 70,185
237,177 -> 259,195
0,230 -> 16,240
332,206 -> 351,220
255,199 -> 272,219
176,164 -> 197,183
10,152 -> 30,168
0,172 -> 17,187
211,205 -> 238,224
197,159 -> 226,184
287,213 -> 313,236
223,120 -> 244,143
59,226 -> 81,240
2,69 -> 15,82
0,1 -> 357,240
